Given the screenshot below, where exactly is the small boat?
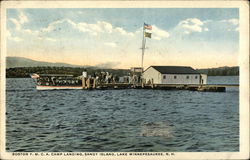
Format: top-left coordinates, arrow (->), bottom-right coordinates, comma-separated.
30,74 -> 83,90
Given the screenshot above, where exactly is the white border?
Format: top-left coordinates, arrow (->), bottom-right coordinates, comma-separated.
0,1 -> 249,160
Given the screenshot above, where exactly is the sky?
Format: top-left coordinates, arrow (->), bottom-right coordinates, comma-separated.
6,8 -> 239,69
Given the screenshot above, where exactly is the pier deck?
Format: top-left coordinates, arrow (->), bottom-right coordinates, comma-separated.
85,82 -> 239,92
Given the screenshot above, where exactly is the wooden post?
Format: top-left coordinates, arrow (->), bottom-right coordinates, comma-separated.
93,78 -> 96,89
82,77 -> 86,89
86,78 -> 91,89
151,78 -> 154,88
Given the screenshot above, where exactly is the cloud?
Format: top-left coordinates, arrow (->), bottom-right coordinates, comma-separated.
37,36 -> 57,42
18,10 -> 28,24
98,21 -> 113,33
11,36 -> 23,42
206,18 -> 239,32
10,20 -> 39,36
8,10 -> 40,40
115,27 -> 134,36
77,11 -> 84,14
8,16 -> 136,44
10,18 -> 21,30
9,10 -> 29,31
152,25 -> 170,40
221,18 -> 239,32
74,20 -> 110,35
173,18 -> 239,35
134,26 -> 169,40
76,20 -> 133,36
41,19 -> 134,37
221,18 -> 239,26
203,20 -> 212,24
23,29 -> 39,35
104,42 -> 117,48
46,37 -> 56,42
178,18 -> 204,33
204,28 -> 209,31
7,30 -> 22,42
41,19 -> 100,35
41,19 -> 67,32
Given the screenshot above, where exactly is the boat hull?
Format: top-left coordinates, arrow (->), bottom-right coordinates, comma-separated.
36,85 -> 83,90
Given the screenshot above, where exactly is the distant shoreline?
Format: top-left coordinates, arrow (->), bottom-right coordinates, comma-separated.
6,66 -> 239,78
5,76 -> 240,79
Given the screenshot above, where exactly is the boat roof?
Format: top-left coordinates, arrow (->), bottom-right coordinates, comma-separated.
38,74 -> 74,77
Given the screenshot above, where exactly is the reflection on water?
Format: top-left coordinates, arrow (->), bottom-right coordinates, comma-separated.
140,122 -> 173,138
6,77 -> 239,152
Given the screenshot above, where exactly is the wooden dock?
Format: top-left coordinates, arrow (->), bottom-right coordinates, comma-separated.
81,77 -> 238,92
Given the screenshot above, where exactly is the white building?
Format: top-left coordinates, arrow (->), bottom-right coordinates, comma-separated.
143,66 -> 207,84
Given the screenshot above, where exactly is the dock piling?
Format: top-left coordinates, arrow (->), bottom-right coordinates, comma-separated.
93,78 -> 96,89
86,78 -> 91,89
82,77 -> 86,89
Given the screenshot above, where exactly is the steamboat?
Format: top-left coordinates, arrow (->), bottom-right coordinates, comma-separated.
31,73 -> 83,90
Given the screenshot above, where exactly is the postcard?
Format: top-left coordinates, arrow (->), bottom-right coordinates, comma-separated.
0,0 -> 249,160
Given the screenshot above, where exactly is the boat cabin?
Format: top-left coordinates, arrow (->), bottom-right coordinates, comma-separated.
36,74 -> 82,86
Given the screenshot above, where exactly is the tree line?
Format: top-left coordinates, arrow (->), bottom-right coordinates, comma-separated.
6,66 -> 130,78
197,66 -> 239,76
6,66 -> 239,78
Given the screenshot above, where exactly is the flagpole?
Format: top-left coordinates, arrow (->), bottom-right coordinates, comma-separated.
142,37 -> 147,68
141,23 -> 145,76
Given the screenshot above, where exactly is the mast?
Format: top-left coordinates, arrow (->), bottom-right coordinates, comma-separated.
141,23 -> 146,75
141,23 -> 151,80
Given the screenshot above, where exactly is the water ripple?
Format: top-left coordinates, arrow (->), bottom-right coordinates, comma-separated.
5,77 -> 239,152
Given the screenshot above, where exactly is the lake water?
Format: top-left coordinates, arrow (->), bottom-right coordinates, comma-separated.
5,76 -> 239,152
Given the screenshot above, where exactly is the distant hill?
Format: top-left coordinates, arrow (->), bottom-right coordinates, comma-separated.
5,57 -> 239,77
197,66 -> 239,76
6,57 -> 84,68
5,57 -> 129,78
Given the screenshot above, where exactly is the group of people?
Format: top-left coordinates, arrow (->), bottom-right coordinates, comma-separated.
92,72 -> 119,84
86,72 -> 142,84
35,72 -> 142,86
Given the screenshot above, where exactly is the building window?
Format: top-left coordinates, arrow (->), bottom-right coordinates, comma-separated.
195,76 -> 198,79
163,75 -> 166,79
186,76 -> 189,79
174,76 -> 177,79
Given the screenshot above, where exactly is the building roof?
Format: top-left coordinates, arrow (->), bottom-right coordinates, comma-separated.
146,66 -> 199,74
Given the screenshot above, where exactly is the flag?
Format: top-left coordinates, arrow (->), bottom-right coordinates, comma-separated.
144,32 -> 152,38
144,23 -> 152,30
